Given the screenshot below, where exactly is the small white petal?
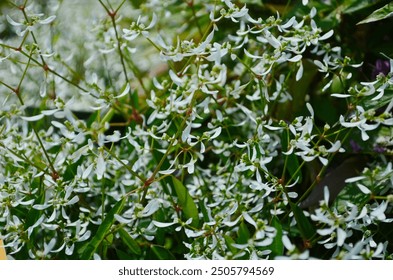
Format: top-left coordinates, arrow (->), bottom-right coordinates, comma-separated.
288,54 -> 302,62
319,30 -> 334,41
96,153 -> 106,180
317,228 -> 335,236
158,169 -> 176,175
331,93 -> 351,98
296,62 -> 304,81
114,214 -> 133,224
243,212 -> 257,228
41,109 -> 59,115
146,13 -> 157,29
306,102 -> 314,117
152,221 -> 177,228
38,15 -> 56,25
66,196 -> 79,205
115,83 -> 130,99
337,227 -> 347,246
6,15 -> 23,26
39,80 -> 47,97
181,121 -> 192,142
319,156 -> 328,166
169,70 -> 184,86
21,114 -> 44,121
356,183 -> 371,194
282,235 -> 295,250
345,176 -> 366,183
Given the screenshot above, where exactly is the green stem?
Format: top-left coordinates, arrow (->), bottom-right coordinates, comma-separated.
16,48 -> 58,177
0,142 -> 49,175
20,6 -> 47,66
19,49 -> 90,94
139,111 -> 191,205
103,145 -> 146,183
189,0 -> 203,37
99,0 -> 130,84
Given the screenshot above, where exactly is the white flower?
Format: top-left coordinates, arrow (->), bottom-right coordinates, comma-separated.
123,13 -> 157,40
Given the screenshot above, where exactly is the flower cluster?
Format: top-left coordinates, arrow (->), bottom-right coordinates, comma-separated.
0,0 -> 392,260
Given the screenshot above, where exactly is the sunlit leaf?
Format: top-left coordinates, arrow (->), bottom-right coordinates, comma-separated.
358,3 -> 393,24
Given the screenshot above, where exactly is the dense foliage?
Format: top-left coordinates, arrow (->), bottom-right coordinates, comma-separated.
0,0 -> 392,260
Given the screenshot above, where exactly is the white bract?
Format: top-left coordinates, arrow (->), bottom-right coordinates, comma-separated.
0,0 -> 391,260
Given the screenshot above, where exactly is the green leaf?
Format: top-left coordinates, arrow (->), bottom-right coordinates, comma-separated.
171,176 -> 200,228
151,245 -> 176,260
81,197 -> 127,259
130,89 -> 139,109
118,227 -> 141,255
237,221 -> 251,244
269,216 -> 284,256
358,3 -> 393,24
342,0 -> 377,15
224,235 -> 238,255
152,140 -> 172,195
198,199 -> 210,223
115,249 -> 135,260
85,110 -> 99,128
101,107 -> 115,126
290,202 -> 316,241
152,208 -> 167,246
361,89 -> 393,111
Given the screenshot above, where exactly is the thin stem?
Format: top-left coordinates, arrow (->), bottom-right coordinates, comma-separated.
0,80 -> 15,92
20,7 -> 47,66
139,112 -> 190,205
115,0 -> 127,14
103,145 -> 146,183
12,47 -> 58,178
295,127 -> 354,206
0,142 -> 49,175
281,127 -> 290,180
123,48 -> 148,94
188,0 -> 203,37
0,42 -> 89,94
99,0 -> 130,86
18,49 -> 90,93
179,20 -> 215,75
145,37 -> 176,72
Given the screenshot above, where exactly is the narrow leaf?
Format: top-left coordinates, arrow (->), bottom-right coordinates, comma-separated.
237,222 -> 250,244
81,197 -> 126,259
171,176 -> 200,227
269,216 -> 284,256
224,235 -> 238,255
118,228 -> 141,255
290,202 -> 316,240
358,3 -> 393,24
151,245 -> 176,260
